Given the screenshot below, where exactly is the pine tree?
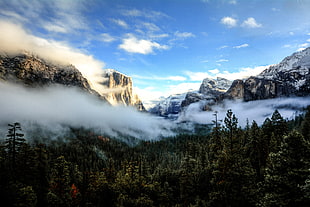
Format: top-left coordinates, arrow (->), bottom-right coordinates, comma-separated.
259,131 -> 310,206
5,122 -> 25,173
301,105 -> 310,141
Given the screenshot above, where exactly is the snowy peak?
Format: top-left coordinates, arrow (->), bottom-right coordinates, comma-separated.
259,47 -> 310,79
199,77 -> 232,95
226,47 -> 310,101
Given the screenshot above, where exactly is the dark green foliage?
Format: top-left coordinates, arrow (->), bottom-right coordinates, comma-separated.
0,108 -> 309,207
301,105 -> 310,141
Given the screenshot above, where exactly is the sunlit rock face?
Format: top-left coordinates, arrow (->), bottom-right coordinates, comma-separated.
0,53 -> 145,110
0,53 -> 96,94
99,69 -> 145,111
226,47 -> 310,101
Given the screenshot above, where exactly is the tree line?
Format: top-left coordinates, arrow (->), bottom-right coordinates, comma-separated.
0,107 -> 310,206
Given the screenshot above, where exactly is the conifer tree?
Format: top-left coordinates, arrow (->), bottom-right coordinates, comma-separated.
301,105 -> 310,141
259,131 -> 310,206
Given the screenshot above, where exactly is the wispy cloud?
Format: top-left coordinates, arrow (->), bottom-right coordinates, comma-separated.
220,16 -> 238,28
121,8 -> 169,20
0,0 -> 89,35
233,43 -> 249,49
174,31 -> 195,39
110,18 -> 129,29
241,17 -> 262,28
119,34 -> 169,54
100,33 -> 116,43
216,59 -> 229,63
184,71 -> 211,81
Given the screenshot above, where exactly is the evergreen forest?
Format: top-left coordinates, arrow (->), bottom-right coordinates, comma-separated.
1,107 -> 310,207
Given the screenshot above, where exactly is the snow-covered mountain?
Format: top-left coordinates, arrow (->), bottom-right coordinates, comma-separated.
149,93 -> 187,119
149,77 -> 232,118
226,47 -> 310,101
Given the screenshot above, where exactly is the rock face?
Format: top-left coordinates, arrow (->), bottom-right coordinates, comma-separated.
149,77 -> 232,118
225,47 -> 310,101
182,77 -> 232,107
0,53 -> 97,95
99,69 -> 145,111
149,93 -> 186,118
0,53 -> 145,110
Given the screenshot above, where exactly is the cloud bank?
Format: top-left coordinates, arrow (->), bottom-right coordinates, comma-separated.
178,97 -> 310,127
0,82 -> 174,140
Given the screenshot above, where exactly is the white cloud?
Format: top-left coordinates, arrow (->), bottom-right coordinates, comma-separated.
307,39 -> 310,42
0,82 -> 174,140
0,0 -> 89,35
234,43 -> 249,49
100,33 -> 116,43
174,31 -> 195,39
0,20 -> 108,95
121,8 -> 169,20
220,16 -> 238,28
184,71 -> 211,81
216,59 -> 229,63
167,82 -> 201,95
111,18 -> 129,29
43,22 -> 68,33
241,17 -> 262,28
178,96 -> 310,126
218,45 -> 228,49
142,22 -> 160,31
150,33 -> 169,39
185,65 -> 268,82
299,43 -> 309,48
119,34 -> 169,54
0,10 -> 28,22
229,0 -> 237,4
209,69 -> 220,74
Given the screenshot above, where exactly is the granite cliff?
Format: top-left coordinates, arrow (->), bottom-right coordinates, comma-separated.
225,47 -> 310,101
0,53 -> 145,110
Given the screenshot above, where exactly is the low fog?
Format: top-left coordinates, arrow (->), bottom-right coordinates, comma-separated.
178,97 -> 310,126
0,82 -> 174,141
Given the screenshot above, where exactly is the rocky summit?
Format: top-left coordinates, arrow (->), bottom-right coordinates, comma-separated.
0,53 -> 95,94
226,47 -> 310,101
99,69 -> 145,111
0,53 -> 145,110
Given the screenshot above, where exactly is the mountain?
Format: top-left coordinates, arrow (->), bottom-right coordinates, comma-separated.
149,77 -> 232,117
149,93 -> 187,118
0,53 -> 145,110
0,53 -> 96,94
225,47 -> 310,101
99,69 -> 145,111
182,77 -> 232,107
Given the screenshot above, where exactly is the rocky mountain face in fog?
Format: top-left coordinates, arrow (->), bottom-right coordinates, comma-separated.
0,53 -> 95,93
182,77 -> 232,107
100,69 -> 145,111
150,77 -> 232,117
0,53 -> 145,110
226,47 -> 310,101
150,47 -> 310,118
149,93 -> 186,118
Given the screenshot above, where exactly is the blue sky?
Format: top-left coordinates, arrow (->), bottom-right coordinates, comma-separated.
1,0 -> 310,107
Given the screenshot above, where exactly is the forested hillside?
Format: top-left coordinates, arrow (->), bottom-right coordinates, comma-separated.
1,108 -> 310,207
